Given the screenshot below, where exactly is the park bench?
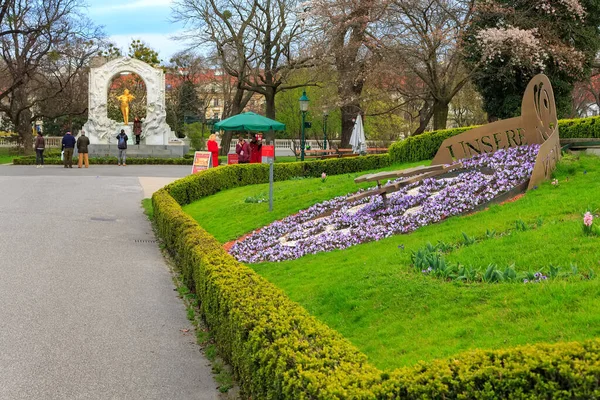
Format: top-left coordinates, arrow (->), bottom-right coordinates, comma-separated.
560,138 -> 600,151
295,149 -> 342,160
366,147 -> 389,154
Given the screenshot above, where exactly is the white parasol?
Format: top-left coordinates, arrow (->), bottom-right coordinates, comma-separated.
349,114 -> 367,154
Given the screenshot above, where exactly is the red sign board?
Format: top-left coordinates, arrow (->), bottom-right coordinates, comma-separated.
227,153 -> 239,164
262,145 -> 274,158
191,151 -> 212,174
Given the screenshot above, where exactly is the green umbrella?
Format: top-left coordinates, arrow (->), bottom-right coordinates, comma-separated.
214,112 -> 286,132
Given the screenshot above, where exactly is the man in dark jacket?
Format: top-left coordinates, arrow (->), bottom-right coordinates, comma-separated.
61,131 -> 76,168
116,129 -> 128,166
235,136 -> 250,163
77,131 -> 90,168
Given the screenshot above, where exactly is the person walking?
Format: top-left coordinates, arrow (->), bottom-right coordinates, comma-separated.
206,133 -> 220,168
116,129 -> 128,166
34,131 -> 45,168
133,117 -> 142,145
235,136 -> 250,164
61,131 -> 76,169
77,131 -> 90,168
249,135 -> 262,164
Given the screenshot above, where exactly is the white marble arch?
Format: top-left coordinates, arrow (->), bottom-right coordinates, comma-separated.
83,57 -> 175,145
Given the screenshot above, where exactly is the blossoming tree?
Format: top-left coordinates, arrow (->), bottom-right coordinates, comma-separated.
463,0 -> 600,120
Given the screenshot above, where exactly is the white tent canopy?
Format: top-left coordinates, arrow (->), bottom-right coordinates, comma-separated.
349,114 -> 367,154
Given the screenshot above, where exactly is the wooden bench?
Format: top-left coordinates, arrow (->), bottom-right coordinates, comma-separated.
295,149 -> 342,160
366,147 -> 388,154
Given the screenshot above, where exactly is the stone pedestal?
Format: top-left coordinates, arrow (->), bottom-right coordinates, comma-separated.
88,143 -> 189,159
114,123 -> 135,145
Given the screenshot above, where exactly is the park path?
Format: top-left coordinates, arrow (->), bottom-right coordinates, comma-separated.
0,165 -> 219,399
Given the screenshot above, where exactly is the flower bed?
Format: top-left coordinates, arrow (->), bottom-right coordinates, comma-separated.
229,145 -> 539,263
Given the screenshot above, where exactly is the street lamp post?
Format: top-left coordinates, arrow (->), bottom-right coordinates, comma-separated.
299,90 -> 309,161
322,110 -> 329,150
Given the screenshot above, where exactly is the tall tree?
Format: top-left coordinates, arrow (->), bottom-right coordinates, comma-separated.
172,0 -> 313,119
128,39 -> 161,67
383,0 -> 477,131
303,0 -> 385,146
463,0 -> 600,120
0,0 -> 103,153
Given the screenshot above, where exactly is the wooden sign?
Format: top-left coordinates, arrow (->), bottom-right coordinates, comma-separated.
191,151 -> 212,174
349,74 -> 561,204
432,74 -> 560,189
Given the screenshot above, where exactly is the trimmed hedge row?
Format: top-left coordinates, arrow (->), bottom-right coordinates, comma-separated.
13,156 -> 192,165
165,154 -> 391,205
559,116 -> 600,138
389,115 -> 600,164
389,126 -> 473,164
152,189 -> 381,398
152,156 -> 600,398
380,339 -> 600,398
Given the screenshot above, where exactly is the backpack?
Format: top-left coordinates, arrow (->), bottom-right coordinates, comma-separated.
117,135 -> 126,149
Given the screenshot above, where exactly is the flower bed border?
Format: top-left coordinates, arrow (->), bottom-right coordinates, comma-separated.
153,155 -> 600,398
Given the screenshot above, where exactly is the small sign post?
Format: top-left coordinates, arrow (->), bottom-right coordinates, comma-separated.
262,145 -> 275,212
191,151 -> 212,174
227,153 -> 239,164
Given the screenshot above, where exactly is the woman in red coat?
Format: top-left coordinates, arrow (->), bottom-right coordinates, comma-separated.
206,134 -> 220,167
249,135 -> 262,163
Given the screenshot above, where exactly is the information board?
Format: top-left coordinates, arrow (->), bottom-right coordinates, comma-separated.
228,153 -> 239,165
262,145 -> 275,164
191,151 -> 212,174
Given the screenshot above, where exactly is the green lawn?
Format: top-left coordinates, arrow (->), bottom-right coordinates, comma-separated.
0,147 -> 15,164
184,154 -> 600,371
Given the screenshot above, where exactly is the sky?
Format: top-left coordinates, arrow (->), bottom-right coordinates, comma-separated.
84,0 -> 191,63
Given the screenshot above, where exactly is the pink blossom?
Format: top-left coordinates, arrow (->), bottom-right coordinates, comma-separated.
584,212 -> 593,227
476,26 -> 547,70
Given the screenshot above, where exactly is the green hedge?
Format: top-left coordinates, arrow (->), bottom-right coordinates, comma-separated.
559,116 -> 600,138
165,154 -> 391,205
389,115 -> 600,164
381,340 -> 600,398
153,189 -> 381,398
13,156 -> 192,165
152,156 -> 600,398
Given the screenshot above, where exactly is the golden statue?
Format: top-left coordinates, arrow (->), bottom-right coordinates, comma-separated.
117,89 -> 135,125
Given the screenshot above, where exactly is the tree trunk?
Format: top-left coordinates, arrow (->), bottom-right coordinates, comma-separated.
264,87 -> 276,120
337,66 -> 365,147
340,104 -> 361,147
412,101 -> 434,136
17,108 -> 33,156
219,88 -> 243,156
13,88 -> 33,155
432,100 -> 449,131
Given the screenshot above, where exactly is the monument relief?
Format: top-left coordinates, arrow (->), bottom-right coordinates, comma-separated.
83,57 -> 176,146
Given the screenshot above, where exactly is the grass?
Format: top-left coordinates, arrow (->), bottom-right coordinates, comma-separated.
184,153 -> 600,371
0,147 -> 15,164
183,160 -> 428,243
141,198 -> 154,220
